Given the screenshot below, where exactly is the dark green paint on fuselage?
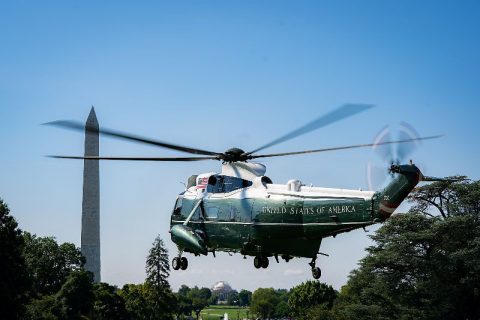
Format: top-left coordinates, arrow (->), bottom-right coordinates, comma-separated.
170,164 -> 421,259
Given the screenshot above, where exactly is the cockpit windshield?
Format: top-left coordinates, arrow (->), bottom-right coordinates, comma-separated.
207,175 -> 252,193
172,196 -> 183,216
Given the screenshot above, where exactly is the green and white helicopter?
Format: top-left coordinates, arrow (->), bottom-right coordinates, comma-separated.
47,104 -> 443,279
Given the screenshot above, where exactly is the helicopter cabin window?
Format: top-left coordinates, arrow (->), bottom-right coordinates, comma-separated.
207,175 -> 252,193
206,206 -> 219,219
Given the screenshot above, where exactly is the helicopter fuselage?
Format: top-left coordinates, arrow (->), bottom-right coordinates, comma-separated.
170,162 -> 422,261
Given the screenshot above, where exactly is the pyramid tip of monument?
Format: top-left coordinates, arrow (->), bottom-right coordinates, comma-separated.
86,106 -> 98,124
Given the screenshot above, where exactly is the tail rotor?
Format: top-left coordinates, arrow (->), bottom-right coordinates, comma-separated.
367,122 -> 424,190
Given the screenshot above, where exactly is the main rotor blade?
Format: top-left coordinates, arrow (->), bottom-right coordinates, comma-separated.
247,103 -> 374,154
250,135 -> 443,159
47,155 -> 219,161
44,120 -> 222,157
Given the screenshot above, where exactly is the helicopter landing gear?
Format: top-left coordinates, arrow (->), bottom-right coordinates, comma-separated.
180,257 -> 188,270
262,257 -> 269,268
309,256 -> 321,279
172,257 -> 181,270
172,256 -> 189,271
254,256 -> 262,269
312,267 -> 321,279
254,256 -> 269,269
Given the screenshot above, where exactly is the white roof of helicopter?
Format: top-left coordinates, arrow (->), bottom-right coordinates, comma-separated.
220,162 -> 266,180
190,162 -> 375,201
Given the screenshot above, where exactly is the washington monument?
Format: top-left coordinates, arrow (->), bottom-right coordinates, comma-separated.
81,107 -> 101,282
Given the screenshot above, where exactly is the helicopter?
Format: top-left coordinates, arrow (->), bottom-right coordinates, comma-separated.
46,104 -> 444,279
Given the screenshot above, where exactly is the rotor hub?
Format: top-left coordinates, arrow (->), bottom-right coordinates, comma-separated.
223,147 -> 248,162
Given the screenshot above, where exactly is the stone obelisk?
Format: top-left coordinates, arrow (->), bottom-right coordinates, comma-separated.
81,107 -> 101,282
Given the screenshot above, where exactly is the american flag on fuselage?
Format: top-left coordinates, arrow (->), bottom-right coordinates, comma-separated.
196,177 -> 209,189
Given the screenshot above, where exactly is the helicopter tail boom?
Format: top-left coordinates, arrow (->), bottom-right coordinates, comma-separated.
374,163 -> 422,220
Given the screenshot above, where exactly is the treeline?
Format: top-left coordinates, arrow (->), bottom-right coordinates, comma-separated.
0,197 -> 177,319
2,176 -> 480,319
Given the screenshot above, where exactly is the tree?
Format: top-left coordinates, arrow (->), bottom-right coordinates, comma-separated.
0,198 -> 29,319
336,213 -> 480,320
55,269 -> 94,319
120,283 -> 154,319
23,232 -> 85,296
305,304 -> 336,320
408,176 -> 480,219
238,289 -> 252,307
188,286 -> 210,319
174,285 -> 211,319
288,281 -> 337,319
147,283 -> 176,320
198,287 -> 212,301
174,293 -> 193,319
121,283 -> 176,319
208,294 -> 218,306
144,235 -> 175,319
178,284 -> 191,297
91,283 -> 128,320
25,294 -> 59,320
227,290 -> 239,305
146,235 -> 170,289
274,300 -> 290,318
250,288 -> 280,319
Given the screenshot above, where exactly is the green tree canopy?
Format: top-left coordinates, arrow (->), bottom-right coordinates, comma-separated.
23,232 -> 85,296
288,281 -> 337,319
198,287 -> 212,301
178,284 -> 191,297
0,199 -> 29,319
144,235 -> 176,319
335,213 -> 480,320
173,293 -> 193,319
238,289 -> 252,306
146,235 -> 170,289
55,269 -> 94,319
120,283 -> 154,319
250,288 -> 281,319
227,290 -> 239,305
25,294 -> 58,320
91,282 -> 128,320
408,176 -> 480,219
187,286 -> 210,319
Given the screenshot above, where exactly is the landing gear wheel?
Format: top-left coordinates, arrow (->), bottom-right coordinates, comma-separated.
261,257 -> 269,269
254,256 -> 262,269
172,257 -> 181,270
312,267 -> 321,279
180,257 -> 188,270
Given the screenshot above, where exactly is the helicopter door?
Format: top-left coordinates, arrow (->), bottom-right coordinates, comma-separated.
202,199 -> 252,249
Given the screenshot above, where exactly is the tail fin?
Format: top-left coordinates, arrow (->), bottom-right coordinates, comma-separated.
373,163 -> 422,220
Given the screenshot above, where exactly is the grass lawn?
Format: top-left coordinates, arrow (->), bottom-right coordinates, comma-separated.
199,305 -> 250,320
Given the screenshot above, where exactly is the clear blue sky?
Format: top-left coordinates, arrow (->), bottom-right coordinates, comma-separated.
1,1 -> 479,291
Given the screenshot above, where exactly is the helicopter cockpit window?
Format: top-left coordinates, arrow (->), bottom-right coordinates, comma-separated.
187,175 -> 197,189
173,197 -> 183,216
206,175 -> 253,193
